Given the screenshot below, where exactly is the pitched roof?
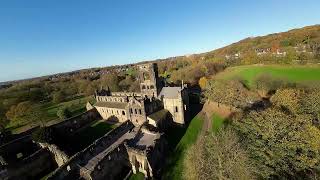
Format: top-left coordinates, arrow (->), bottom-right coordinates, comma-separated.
94,101 -> 127,109
159,87 -> 182,99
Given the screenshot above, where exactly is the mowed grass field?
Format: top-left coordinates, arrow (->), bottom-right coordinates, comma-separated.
215,65 -> 320,87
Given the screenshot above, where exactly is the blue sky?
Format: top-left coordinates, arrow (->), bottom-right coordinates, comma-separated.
0,0 -> 319,82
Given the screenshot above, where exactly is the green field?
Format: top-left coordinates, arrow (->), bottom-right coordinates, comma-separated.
7,96 -> 95,134
215,65 -> 320,87
211,114 -> 225,133
129,172 -> 145,180
163,115 -> 204,180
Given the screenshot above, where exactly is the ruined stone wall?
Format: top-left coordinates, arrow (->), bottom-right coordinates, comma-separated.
39,143 -> 69,167
47,121 -> 134,180
0,136 -> 40,164
95,106 -> 128,122
111,92 -> 142,97
96,95 -> 128,103
163,89 -> 189,125
84,144 -> 131,180
50,108 -> 101,135
5,148 -> 57,180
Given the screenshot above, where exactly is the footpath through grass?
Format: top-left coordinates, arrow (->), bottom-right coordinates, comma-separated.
163,115 -> 204,180
211,114 -> 225,133
215,65 -> 320,88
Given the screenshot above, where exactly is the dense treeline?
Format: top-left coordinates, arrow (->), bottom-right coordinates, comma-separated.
192,76 -> 320,179
0,59 -> 225,133
0,67 -> 140,132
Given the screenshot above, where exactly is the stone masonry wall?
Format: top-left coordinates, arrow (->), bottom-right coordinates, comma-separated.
47,121 -> 134,180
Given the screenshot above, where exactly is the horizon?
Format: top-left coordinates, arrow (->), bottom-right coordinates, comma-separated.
1,0 -> 320,82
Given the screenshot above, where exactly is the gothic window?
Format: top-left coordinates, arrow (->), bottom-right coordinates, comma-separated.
130,108 -> 133,114
142,85 -> 146,89
122,111 -> 125,115
135,109 -> 137,114
139,109 -> 142,115
175,106 -> 178,112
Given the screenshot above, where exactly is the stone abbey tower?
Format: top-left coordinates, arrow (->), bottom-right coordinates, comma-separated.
138,63 -> 162,97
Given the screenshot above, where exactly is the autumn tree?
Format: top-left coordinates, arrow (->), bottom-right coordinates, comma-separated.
57,107 -> 72,120
184,128 -> 256,180
205,79 -> 260,108
198,77 -> 208,89
233,105 -> 320,179
52,91 -> 66,103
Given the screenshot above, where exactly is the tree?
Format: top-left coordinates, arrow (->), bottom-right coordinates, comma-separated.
100,74 -> 120,91
32,127 -> 53,143
198,77 -> 208,89
233,106 -> 320,179
184,128 -> 256,180
5,101 -> 32,121
205,79 -> 260,108
57,107 -> 72,120
52,91 -> 65,103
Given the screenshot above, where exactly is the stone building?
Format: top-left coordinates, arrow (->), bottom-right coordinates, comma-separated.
93,63 -> 189,127
45,63 -> 190,180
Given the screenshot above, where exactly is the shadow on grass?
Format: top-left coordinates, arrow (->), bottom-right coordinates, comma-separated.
162,103 -> 204,180
55,120 -> 114,155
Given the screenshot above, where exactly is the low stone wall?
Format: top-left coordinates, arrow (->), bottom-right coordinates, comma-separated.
0,135 -> 40,164
47,121 -> 134,180
5,148 -> 57,180
39,143 -> 69,167
50,108 -> 101,135
84,144 -> 131,180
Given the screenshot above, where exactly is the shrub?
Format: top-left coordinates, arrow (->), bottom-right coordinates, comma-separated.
57,107 -> 72,120
32,127 -> 53,143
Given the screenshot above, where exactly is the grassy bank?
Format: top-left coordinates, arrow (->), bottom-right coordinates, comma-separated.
211,114 -> 225,133
163,115 -> 204,180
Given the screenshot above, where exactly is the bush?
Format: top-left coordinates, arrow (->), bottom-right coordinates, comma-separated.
57,107 -> 72,120
52,91 -> 65,103
32,127 -> 53,143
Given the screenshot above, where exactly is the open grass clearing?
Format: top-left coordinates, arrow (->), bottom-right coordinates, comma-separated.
215,65 -> 320,88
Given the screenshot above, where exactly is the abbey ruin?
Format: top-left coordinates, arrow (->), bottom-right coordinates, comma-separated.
0,63 -> 190,180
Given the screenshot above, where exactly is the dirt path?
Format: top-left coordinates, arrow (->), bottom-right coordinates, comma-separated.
198,111 -> 212,138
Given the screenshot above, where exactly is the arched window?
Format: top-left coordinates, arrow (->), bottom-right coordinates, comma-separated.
175,106 -> 178,112
135,109 -> 137,114
122,111 -> 125,115
150,85 -> 154,89
139,109 -> 142,115
130,108 -> 133,114
142,85 -> 146,89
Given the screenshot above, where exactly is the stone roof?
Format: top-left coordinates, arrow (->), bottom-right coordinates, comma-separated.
158,87 -> 182,99
94,101 -> 127,109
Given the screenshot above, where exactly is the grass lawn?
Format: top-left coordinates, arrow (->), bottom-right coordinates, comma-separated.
211,114 -> 225,133
129,172 -> 145,180
163,115 -> 204,180
215,65 -> 320,88
7,96 -> 95,134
